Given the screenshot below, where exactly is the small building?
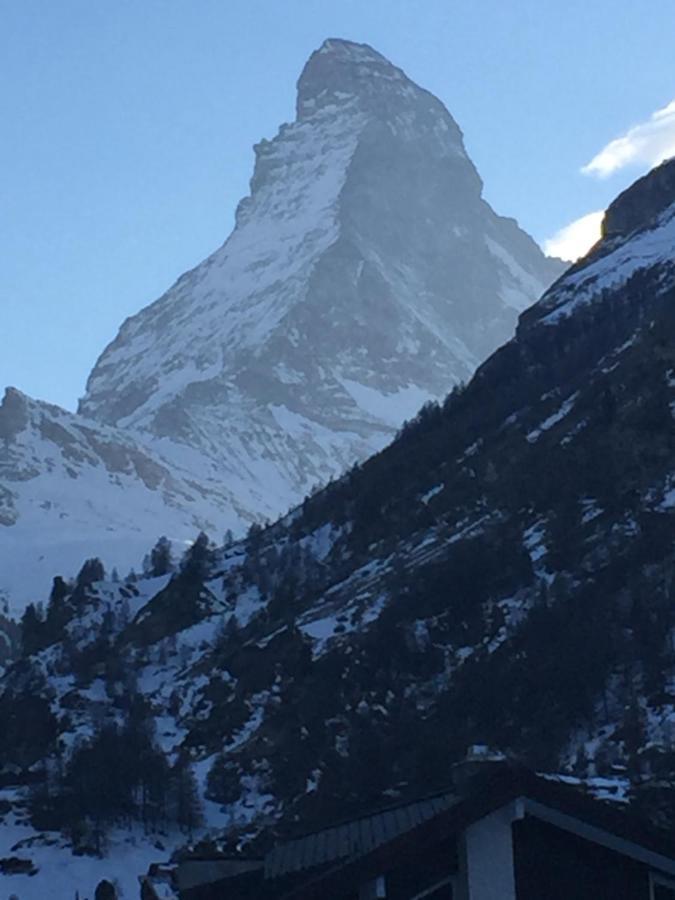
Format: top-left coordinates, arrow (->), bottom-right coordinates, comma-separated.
157,763 -> 675,899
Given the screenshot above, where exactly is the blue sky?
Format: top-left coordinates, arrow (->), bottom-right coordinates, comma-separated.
2,0 -> 674,410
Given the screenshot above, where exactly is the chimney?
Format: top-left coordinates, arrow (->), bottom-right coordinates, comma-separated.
451,745 -> 509,795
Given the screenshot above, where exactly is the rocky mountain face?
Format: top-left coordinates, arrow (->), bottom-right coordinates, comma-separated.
81,39 -> 559,451
1,159 -> 674,896
0,387 -> 242,610
0,39 -> 561,612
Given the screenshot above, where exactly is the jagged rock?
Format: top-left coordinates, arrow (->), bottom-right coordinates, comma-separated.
0,389 -> 231,609
0,388 -> 29,443
603,156 -> 675,238
81,40 -> 559,457
1,40 -> 561,612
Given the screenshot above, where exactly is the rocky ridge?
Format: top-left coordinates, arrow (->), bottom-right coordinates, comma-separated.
1,40 -> 562,611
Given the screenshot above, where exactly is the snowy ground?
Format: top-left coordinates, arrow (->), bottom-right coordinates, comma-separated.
0,789 -> 175,900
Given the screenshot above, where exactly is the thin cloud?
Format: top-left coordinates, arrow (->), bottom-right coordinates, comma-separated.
543,210 -> 604,262
582,100 -> 675,178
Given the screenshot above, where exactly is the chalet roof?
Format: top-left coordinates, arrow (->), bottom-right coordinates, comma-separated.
166,766 -> 675,900
268,765 -> 675,900
265,790 -> 457,879
176,858 -> 263,892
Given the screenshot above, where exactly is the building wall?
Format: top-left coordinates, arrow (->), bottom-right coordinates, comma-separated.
456,802 -> 520,900
384,835 -> 457,900
512,816 -> 650,900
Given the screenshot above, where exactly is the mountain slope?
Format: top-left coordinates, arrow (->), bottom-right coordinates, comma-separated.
0,387 -> 250,609
1,39 -> 561,612
78,37 -> 560,522
81,39 -> 558,445
2,159 -> 675,888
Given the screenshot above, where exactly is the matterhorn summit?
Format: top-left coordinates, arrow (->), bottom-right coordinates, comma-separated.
1,39 -> 562,610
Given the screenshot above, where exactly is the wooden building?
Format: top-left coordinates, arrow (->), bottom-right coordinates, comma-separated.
144,762 -> 675,899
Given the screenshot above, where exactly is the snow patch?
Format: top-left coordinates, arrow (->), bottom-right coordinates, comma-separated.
526,392 -> 579,443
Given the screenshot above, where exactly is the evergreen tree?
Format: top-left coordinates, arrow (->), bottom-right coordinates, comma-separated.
116,594 -> 131,631
171,755 -> 203,835
215,614 -> 240,651
44,691 -> 172,836
623,695 -> 646,774
206,752 -> 241,805
44,576 -> 72,644
246,521 -> 263,552
149,536 -> 174,577
20,603 -> 44,657
181,532 -> 214,580
76,558 -> 105,589
95,880 -> 116,900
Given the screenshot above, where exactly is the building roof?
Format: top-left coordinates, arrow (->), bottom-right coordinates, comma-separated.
163,765 -> 675,900
269,765 -> 675,900
265,790 -> 457,879
177,859 -> 263,892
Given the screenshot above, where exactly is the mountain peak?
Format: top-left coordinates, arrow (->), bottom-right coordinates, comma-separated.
296,38 -> 414,119
5,42 -> 562,612
317,37 -> 388,63
2,385 -> 27,403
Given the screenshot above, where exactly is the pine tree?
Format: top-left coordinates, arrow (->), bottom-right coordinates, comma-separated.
623,694 -> 646,776
181,532 -> 214,580
171,755 -> 203,835
149,536 -> 174,577
20,603 -> 44,657
246,521 -> 263,553
116,594 -> 131,631
95,880 -> 116,900
215,614 -> 240,651
44,576 -> 72,644
76,558 -> 105,589
206,752 -> 241,805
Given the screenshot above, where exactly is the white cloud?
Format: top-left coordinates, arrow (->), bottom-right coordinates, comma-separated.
582,99 -> 675,178
543,210 -> 604,262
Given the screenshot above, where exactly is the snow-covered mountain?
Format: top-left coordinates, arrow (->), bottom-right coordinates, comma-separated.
2,155 -> 675,899
1,39 -> 562,611
0,387 -> 237,609
80,39 -> 560,462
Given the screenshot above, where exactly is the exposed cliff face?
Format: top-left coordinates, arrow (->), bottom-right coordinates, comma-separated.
1,39 -> 561,612
603,156 -> 675,238
526,163 -> 675,328
0,387 -> 236,609
78,37 -> 560,516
